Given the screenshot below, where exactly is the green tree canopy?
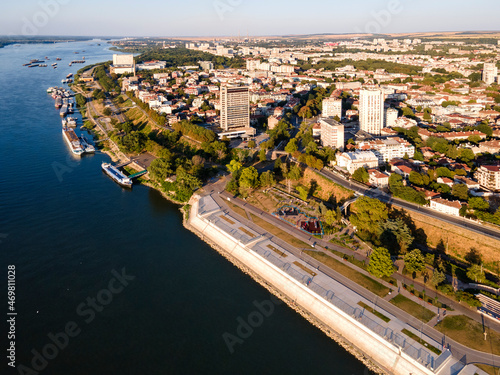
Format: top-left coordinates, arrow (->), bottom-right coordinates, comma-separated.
259,170 -> 276,188
466,264 -> 485,283
239,167 -> 259,189
352,167 -> 369,184
367,247 -> 395,278
404,249 -> 426,275
468,197 -> 489,211
350,197 -> 388,234
451,183 -> 469,201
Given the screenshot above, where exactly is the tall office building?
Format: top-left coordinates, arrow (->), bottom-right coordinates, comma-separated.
319,118 -> 344,150
483,62 -> 498,85
359,88 -> 385,135
322,97 -> 343,119
220,86 -> 250,131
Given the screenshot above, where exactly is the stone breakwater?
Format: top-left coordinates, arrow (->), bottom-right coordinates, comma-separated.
183,208 -> 386,375
183,194 -> 454,375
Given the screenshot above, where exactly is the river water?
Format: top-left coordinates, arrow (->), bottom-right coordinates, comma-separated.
0,41 -> 372,375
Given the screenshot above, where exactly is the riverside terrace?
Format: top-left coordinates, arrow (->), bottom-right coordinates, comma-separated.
195,195 -> 489,375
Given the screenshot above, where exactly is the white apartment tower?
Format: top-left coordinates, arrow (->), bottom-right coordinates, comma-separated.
359,88 -> 385,135
322,97 -> 343,119
220,86 -> 250,131
483,63 -> 498,85
319,118 -> 344,151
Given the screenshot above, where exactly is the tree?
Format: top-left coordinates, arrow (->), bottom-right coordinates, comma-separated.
296,186 -> 308,201
226,177 -> 239,194
451,183 -> 469,201
324,209 -> 340,226
409,171 -> 424,186
247,140 -> 256,149
288,164 -> 302,181
404,249 -> 426,275
259,171 -> 276,188
431,269 -> 446,287
258,148 -> 267,162
468,197 -> 489,211
352,167 -> 369,184
465,248 -> 482,265
148,158 -> 173,182
466,264 -> 485,283
103,107 -> 112,116
285,138 -> 299,153
458,148 -> 475,163
226,160 -> 242,174
477,123 -> 493,137
378,219 -> 414,254
467,135 -> 482,144
367,247 -> 395,278
239,167 -> 259,189
176,166 -> 202,191
350,197 -> 388,235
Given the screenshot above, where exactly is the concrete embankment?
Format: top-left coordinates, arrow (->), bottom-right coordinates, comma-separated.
184,194 -> 464,375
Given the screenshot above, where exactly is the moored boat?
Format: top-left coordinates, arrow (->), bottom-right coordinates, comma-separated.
101,163 -> 132,188
62,126 -> 84,156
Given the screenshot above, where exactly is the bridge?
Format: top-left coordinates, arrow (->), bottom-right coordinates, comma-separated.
128,170 -> 148,179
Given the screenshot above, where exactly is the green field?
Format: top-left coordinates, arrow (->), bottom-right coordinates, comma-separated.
389,295 -> 436,323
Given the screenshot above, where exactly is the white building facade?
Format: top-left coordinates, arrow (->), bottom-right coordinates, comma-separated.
359,88 -> 385,135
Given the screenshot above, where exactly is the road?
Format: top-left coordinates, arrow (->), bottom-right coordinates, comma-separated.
315,167 -> 500,242
216,191 -> 500,367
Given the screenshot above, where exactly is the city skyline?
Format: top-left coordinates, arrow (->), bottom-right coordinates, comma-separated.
2,0 -> 500,37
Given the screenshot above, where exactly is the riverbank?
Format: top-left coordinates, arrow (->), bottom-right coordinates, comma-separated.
183,198 -> 386,375
182,194 -> 475,375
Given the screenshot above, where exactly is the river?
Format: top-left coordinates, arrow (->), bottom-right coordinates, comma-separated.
0,40 -> 372,375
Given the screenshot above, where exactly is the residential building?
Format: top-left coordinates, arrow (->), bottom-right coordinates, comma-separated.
220,86 -> 250,131
322,97 -> 343,119
357,137 -> 415,163
359,88 -> 385,135
319,118 -> 344,150
199,61 -> 214,71
110,54 -> 135,74
267,115 -> 280,130
337,151 -> 379,174
385,107 -> 399,128
430,198 -> 462,217
136,61 -> 166,70
483,62 -> 498,85
368,169 -> 390,188
475,165 -> 500,191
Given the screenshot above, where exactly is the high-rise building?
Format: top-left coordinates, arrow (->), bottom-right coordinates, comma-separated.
322,97 -> 343,119
110,54 -> 135,74
220,86 -> 250,131
319,118 -> 344,150
483,63 -> 498,85
359,88 -> 385,135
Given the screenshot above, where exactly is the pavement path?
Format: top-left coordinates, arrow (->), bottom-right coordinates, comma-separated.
213,190 -> 500,367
